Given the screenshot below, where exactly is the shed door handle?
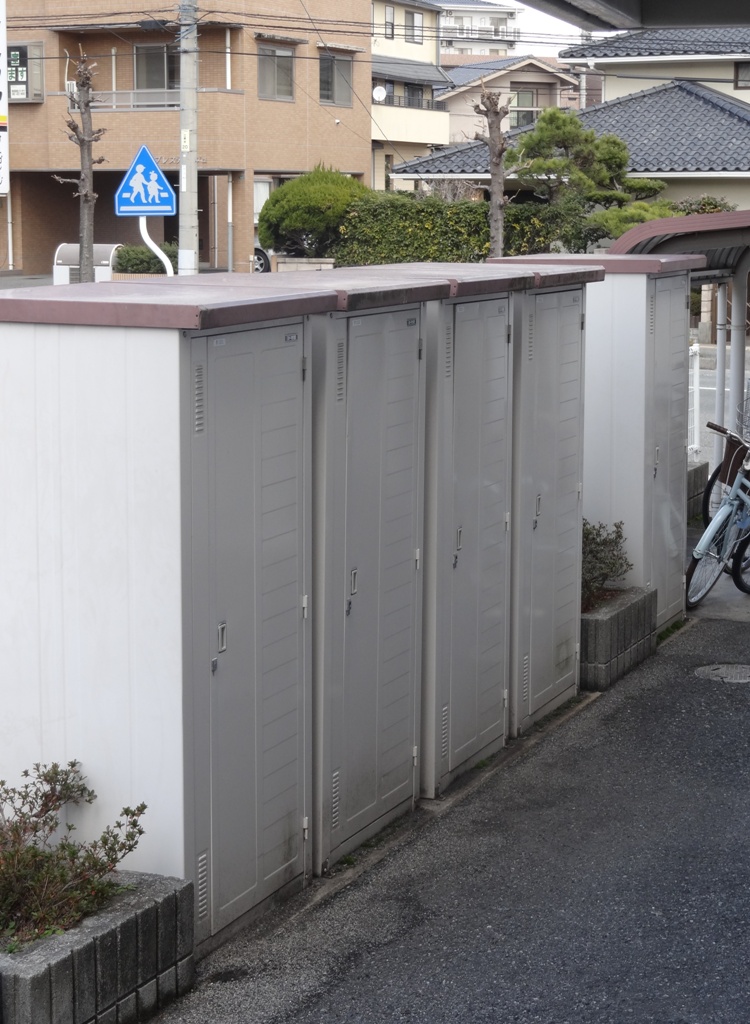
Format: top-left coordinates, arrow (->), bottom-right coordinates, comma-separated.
350,569 -> 358,596
456,526 -> 463,551
218,621 -> 227,653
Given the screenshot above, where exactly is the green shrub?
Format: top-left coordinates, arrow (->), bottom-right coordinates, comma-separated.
0,761 -> 146,951
258,167 -> 370,258
581,519 -> 633,612
332,192 -> 490,266
114,242 -> 178,274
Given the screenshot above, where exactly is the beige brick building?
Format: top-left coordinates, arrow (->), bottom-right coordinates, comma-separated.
4,0 -> 373,274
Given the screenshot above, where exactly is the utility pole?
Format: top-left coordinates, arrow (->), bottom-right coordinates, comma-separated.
178,0 -> 199,275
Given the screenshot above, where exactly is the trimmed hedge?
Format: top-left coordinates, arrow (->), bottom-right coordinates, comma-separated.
331,193 -> 564,267
114,242 -> 178,274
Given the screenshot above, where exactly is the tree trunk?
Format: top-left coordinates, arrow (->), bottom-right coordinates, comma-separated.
77,77 -> 96,283
473,88 -> 511,259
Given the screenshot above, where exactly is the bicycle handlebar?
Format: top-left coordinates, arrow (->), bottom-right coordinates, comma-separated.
707,421 -> 729,435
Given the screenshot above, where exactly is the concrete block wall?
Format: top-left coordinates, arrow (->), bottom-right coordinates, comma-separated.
687,461 -> 709,520
580,588 -> 658,692
0,874 -> 193,1024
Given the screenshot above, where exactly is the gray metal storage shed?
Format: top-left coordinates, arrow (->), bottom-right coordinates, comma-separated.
500,254 -> 705,629
0,278 -> 340,947
503,265 -> 605,734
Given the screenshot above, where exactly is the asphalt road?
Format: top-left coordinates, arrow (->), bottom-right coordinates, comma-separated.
156,615 -> 750,1024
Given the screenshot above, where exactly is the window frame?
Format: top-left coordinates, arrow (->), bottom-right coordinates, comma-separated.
735,61 -> 750,88
405,11 -> 424,44
134,43 -> 180,92
258,45 -> 295,101
7,42 -> 44,103
385,5 -> 395,39
319,53 -> 353,106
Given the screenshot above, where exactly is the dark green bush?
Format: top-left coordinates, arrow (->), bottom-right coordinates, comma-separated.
258,167 -> 370,257
0,761 -> 146,951
581,519 -> 633,612
332,192 -> 490,266
114,242 -> 178,274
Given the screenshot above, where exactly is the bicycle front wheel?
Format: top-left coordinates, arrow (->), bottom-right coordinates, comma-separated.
732,532 -> 750,594
686,506 -> 742,609
686,552 -> 726,608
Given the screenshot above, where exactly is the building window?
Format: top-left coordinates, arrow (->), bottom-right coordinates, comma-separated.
385,5 -> 395,39
404,84 -> 423,107
405,12 -> 423,43
509,85 -> 539,126
258,46 -> 294,100
320,54 -> 352,105
735,62 -> 750,88
134,44 -> 180,91
7,43 -> 44,102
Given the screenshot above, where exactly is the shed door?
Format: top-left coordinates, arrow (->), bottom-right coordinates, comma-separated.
334,310 -> 422,849
527,290 -> 584,715
650,275 -> 688,626
196,325 -> 307,936
449,299 -> 510,767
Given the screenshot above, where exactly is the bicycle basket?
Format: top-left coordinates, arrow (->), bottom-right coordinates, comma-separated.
718,433 -> 749,485
737,397 -> 750,442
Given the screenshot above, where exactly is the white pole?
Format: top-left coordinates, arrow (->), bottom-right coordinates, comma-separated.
715,282 -> 728,467
225,28 -> 231,90
227,171 -> 233,273
6,187 -> 14,269
178,0 -> 199,275
730,256 -> 750,429
139,216 -> 174,275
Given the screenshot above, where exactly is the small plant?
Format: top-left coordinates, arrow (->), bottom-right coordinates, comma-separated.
114,242 -> 178,274
0,761 -> 146,951
581,519 -> 633,612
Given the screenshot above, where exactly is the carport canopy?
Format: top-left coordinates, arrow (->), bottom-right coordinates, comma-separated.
610,210 -> 750,451
526,0 -> 749,31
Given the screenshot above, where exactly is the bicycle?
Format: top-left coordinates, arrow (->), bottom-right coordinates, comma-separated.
686,412 -> 750,609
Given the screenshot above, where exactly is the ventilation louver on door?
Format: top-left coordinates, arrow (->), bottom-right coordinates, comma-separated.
445,324 -> 454,378
194,364 -> 205,432
196,851 -> 209,919
336,342 -> 346,401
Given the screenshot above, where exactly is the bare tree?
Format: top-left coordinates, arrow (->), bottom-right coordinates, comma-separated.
53,53 -> 106,283
473,87 -> 511,258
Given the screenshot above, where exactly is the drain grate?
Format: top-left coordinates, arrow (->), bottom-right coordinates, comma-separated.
695,664 -> 750,683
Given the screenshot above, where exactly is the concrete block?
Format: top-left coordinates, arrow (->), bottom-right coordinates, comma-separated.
157,967 -> 177,1008
117,916 -> 138,998
176,956 -> 195,997
50,954 -> 75,1024
157,894 -> 176,973
175,883 -> 194,962
95,929 -> 118,1011
136,904 -> 158,986
1,971 -> 16,1024
97,1005 -> 117,1024
14,961 -> 51,1024
116,993 -> 138,1024
137,980 -> 158,1019
73,941 -> 97,1024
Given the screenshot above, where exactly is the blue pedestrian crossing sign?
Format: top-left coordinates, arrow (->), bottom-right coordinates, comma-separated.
115,145 -> 176,216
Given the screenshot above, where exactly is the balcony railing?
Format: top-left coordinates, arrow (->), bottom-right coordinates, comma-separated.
374,95 -> 447,112
67,88 -> 181,111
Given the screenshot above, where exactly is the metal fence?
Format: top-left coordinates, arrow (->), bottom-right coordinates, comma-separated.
688,341 -> 701,459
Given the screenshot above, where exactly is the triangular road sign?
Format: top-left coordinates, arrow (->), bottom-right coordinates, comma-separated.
115,145 -> 176,217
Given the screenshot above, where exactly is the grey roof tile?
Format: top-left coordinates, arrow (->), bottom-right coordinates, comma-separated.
560,27 -> 750,60
372,55 -> 452,85
392,80 -> 750,175
439,54 -> 565,94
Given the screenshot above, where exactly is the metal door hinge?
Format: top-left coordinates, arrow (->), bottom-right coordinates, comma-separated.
301,356 -> 307,381
503,689 -> 508,707
302,594 -> 308,619
302,816 -> 309,841
505,511 -> 510,532
418,339 -> 423,360
415,548 -> 420,570
578,481 -> 583,499
412,746 -> 418,766
581,313 -> 585,331
506,323 -> 512,344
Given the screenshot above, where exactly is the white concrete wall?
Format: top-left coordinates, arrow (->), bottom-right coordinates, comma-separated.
0,321 -> 186,876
